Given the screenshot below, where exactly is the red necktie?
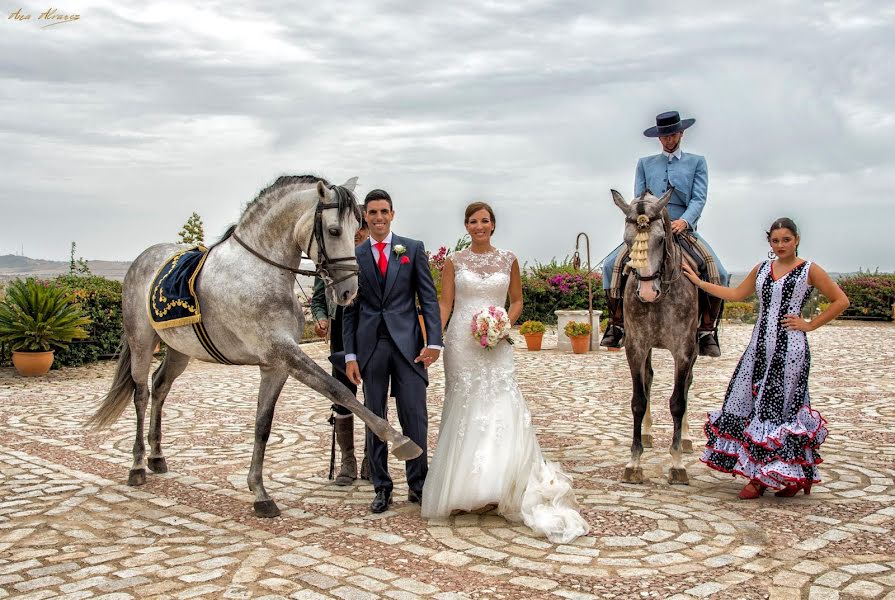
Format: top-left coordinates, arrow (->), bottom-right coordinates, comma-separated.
375,241 -> 388,276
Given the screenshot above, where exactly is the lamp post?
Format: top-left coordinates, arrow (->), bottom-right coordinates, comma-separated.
572,233 -> 594,351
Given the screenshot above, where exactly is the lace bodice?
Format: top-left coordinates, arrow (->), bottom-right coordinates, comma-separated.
448,247 -> 517,328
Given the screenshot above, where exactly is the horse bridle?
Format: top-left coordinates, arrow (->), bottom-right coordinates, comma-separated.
625,212 -> 664,282
232,188 -> 360,288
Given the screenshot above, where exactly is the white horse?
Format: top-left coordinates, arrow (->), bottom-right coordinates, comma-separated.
88,175 -> 421,517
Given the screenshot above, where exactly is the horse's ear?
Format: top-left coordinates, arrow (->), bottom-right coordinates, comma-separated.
341,176 -> 358,192
316,180 -> 327,198
611,189 -> 629,212
655,187 -> 674,211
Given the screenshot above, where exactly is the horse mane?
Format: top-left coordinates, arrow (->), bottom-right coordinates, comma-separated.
209,175 -> 360,248
661,209 -> 682,284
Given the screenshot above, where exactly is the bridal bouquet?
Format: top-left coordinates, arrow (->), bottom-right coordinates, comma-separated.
471,306 -> 513,349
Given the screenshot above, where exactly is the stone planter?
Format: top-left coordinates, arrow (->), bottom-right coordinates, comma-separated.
555,310 -> 602,352
12,350 -> 54,376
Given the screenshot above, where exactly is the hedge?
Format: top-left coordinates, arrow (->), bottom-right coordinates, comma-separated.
53,275 -> 123,366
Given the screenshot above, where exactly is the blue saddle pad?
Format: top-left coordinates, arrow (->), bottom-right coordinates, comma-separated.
149,246 -> 209,330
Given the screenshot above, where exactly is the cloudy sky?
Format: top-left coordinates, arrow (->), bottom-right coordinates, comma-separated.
2,1 -> 894,273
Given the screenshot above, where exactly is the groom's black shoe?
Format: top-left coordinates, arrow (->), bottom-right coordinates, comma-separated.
408,490 -> 422,505
370,489 -> 393,514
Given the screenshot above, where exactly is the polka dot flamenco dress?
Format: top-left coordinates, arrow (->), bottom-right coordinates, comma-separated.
702,260 -> 827,489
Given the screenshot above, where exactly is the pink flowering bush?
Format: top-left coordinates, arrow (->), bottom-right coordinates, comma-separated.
520,258 -> 604,325
838,272 -> 895,320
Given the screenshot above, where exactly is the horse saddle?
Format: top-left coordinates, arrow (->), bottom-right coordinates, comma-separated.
620,234 -> 705,276
148,246 -> 209,330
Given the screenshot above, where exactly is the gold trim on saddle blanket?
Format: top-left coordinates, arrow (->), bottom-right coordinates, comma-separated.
148,246 -> 209,330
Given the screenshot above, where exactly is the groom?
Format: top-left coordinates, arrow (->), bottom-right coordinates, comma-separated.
343,189 -> 443,513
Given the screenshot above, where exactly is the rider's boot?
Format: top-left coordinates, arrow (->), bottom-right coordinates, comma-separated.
600,292 -> 625,348
333,414 -> 358,486
697,293 -> 723,357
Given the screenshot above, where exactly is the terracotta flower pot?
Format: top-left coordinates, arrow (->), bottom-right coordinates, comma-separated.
11,350 -> 54,377
523,333 -> 543,351
569,335 -> 590,354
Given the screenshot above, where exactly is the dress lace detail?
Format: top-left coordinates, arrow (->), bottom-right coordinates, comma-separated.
421,248 -> 589,544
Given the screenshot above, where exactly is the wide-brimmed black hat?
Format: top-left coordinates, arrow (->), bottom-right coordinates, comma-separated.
643,111 -> 695,138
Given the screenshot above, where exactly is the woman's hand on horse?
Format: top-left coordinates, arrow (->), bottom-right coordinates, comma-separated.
781,314 -> 813,332
681,261 -> 701,285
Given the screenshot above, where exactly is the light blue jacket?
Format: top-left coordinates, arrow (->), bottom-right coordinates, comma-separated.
634,152 -> 708,229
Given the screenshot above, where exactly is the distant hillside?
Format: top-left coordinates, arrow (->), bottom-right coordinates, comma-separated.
0,255 -> 131,281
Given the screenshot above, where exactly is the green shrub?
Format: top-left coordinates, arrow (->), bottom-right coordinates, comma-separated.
838,271 -> 895,320
519,320 -> 546,335
723,302 -> 754,321
520,258 -> 604,325
53,275 -> 123,366
564,320 -> 592,337
0,278 -> 91,352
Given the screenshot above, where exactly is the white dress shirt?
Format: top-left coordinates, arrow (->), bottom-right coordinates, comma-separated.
662,146 -> 683,162
345,232 -> 441,364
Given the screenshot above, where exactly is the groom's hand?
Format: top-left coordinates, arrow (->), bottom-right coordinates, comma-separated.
346,361 -> 362,386
415,347 -> 440,368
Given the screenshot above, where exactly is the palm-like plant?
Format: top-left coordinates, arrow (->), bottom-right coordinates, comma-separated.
0,278 -> 91,352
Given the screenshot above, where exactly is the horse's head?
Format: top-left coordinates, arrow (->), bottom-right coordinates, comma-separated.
611,188 -> 674,303
302,178 -> 362,306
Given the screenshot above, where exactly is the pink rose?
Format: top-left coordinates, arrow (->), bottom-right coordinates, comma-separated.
480,335 -> 488,347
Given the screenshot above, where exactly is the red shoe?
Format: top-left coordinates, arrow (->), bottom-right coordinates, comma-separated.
739,480 -> 767,500
775,481 -> 812,497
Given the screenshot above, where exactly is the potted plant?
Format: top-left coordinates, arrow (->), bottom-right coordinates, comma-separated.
519,320 -> 546,351
0,278 -> 91,376
564,320 -> 592,354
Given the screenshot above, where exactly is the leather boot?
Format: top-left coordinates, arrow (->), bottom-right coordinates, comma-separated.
599,292 -> 625,348
333,414 -> 358,486
698,293 -> 723,357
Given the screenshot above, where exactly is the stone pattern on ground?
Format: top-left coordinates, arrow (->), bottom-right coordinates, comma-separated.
1,322 -> 894,599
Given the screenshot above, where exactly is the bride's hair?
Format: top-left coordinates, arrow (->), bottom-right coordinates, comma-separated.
464,202 -> 496,233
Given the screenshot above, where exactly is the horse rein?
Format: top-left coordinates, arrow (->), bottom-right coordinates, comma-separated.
232,187 -> 360,289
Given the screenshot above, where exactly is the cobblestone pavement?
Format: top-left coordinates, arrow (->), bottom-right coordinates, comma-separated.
2,322 -> 894,600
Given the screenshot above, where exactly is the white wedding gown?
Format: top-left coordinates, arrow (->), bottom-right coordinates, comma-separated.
421,247 -> 589,544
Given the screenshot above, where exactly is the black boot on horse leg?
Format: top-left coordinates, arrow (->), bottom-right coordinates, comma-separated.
600,293 -> 625,348
697,292 -> 722,357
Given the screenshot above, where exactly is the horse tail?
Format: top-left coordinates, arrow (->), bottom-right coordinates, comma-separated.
87,337 -> 135,430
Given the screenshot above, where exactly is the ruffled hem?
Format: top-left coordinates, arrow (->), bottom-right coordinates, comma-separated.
702,405 -> 827,489
513,460 -> 590,544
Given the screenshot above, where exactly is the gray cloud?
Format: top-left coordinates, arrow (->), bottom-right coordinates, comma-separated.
2,0 -> 894,273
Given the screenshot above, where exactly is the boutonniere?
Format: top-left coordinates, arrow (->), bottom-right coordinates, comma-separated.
394,244 -> 410,264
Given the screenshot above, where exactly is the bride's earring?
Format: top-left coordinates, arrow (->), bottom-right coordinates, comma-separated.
767,250 -> 776,259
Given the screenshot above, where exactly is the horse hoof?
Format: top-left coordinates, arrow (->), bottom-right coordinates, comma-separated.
127,469 -> 146,486
148,457 -> 168,473
642,434 -> 653,448
681,439 -> 694,454
622,467 -> 644,484
668,467 -> 689,485
390,436 -> 423,461
253,500 -> 281,518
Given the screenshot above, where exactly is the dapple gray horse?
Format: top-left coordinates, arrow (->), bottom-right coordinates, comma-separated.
612,189 -> 697,486
88,175 -> 421,517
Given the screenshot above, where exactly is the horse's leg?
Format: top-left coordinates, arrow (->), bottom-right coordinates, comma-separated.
147,347 -> 191,474
668,355 -> 694,485
681,366 -> 694,454
248,366 -> 288,518
642,353 -> 654,448
127,331 -> 157,487
622,346 -> 649,484
275,342 -> 421,460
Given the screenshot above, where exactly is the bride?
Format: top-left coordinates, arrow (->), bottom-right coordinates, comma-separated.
421,202 -> 589,544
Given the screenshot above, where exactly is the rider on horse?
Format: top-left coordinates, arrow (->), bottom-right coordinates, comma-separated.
600,111 -> 729,357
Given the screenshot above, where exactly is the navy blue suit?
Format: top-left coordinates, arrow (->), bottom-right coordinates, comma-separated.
343,234 -> 442,495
